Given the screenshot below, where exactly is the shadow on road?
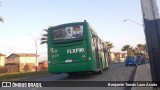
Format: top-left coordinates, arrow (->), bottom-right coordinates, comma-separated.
123,66 -> 137,90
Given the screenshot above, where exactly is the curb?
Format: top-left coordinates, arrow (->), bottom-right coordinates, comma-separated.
131,63 -> 153,90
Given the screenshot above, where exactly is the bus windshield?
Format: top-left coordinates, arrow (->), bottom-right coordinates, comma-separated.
52,25 -> 83,40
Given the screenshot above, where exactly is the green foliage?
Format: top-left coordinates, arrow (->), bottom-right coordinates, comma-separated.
121,45 -> 131,52
0,16 -> 3,22
106,41 -> 114,49
121,44 -> 148,57
40,29 -> 48,45
105,41 -> 114,60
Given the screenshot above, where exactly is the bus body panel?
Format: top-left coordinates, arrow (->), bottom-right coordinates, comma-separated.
48,61 -> 97,73
49,43 -> 87,64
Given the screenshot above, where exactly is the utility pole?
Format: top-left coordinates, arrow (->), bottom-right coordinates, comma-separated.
28,34 -> 38,72
28,29 -> 47,71
141,0 -> 160,89
34,38 -> 38,72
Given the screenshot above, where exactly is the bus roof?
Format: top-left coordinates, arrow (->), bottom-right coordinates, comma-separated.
88,23 -> 98,36
48,21 -> 97,35
48,21 -> 85,30
47,20 -> 101,40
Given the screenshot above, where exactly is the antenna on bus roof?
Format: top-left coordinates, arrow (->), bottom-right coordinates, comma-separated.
84,20 -> 86,22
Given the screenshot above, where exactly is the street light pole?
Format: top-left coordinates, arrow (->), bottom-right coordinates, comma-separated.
141,0 -> 160,88
28,29 -> 47,71
28,34 -> 38,72
35,38 -> 38,72
123,19 -> 143,26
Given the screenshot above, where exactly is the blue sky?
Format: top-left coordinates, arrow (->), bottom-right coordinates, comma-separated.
0,0 -> 160,60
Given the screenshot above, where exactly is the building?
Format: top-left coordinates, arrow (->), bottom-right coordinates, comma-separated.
6,53 -> 39,72
114,52 -> 121,61
39,60 -> 48,70
115,52 -> 127,62
109,52 -> 115,61
0,53 -> 6,67
109,52 -> 127,63
121,53 -> 127,60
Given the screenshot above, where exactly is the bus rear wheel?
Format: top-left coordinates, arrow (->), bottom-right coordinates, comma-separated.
68,72 -> 78,77
96,65 -> 103,74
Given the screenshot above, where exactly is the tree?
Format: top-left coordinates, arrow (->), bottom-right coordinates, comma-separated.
136,43 -> 148,59
106,41 -> 114,52
137,44 -> 147,54
0,17 -> 3,22
40,29 -> 48,45
121,45 -> 131,52
143,44 -> 148,54
0,2 -> 3,23
121,45 -> 135,56
137,44 -> 143,53
105,41 -> 114,60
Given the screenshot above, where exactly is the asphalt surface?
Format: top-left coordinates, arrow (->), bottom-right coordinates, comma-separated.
1,63 -> 137,90
23,63 -> 136,82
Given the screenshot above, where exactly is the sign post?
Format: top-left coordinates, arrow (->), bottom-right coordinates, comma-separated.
140,0 -> 160,88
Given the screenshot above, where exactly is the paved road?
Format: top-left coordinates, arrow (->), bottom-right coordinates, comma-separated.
1,63 -> 136,90
25,63 -> 136,82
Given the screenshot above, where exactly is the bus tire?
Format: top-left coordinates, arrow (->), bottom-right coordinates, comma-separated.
106,67 -> 109,70
106,60 -> 109,70
97,62 -> 103,74
97,67 -> 103,74
68,72 -> 77,77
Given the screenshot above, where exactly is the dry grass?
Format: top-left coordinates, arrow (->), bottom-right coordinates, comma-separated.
0,70 -> 49,81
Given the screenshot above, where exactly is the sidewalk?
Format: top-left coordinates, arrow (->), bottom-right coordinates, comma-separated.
131,63 -> 153,90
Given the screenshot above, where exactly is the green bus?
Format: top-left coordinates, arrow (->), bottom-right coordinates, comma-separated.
47,20 -> 109,76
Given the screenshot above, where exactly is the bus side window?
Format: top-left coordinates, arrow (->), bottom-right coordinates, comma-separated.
98,39 -> 102,51
102,43 -> 104,51
102,43 -> 106,52
92,34 -> 95,46
97,39 -> 99,50
92,35 -> 94,46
